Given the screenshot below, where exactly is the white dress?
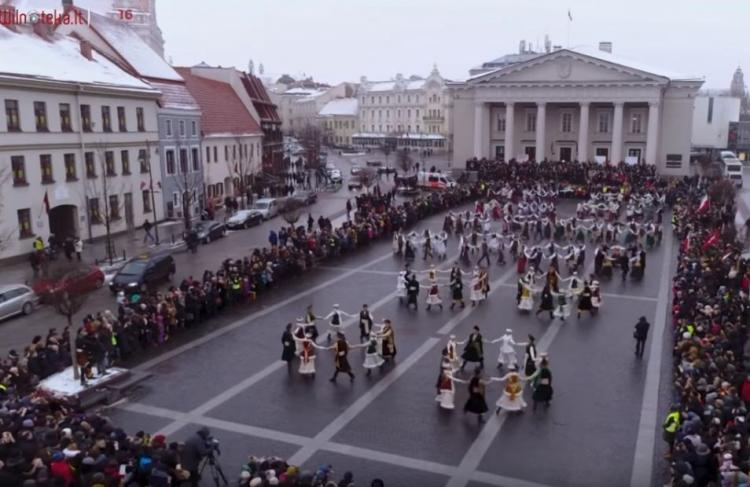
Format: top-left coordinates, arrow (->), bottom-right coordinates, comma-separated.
445,341 -> 461,372
470,276 -> 484,302
496,380 -> 528,412
298,343 -> 316,375
496,335 -> 519,367
436,374 -> 457,409
518,284 -> 534,311
433,237 -> 446,259
396,273 -> 407,298
363,337 -> 385,369
426,283 -> 443,305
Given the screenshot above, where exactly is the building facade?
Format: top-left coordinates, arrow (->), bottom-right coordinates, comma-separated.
319,98 -> 358,146
270,83 -> 356,135
691,91 -> 740,151
452,45 -> 703,175
240,73 -> 284,174
0,25 -> 162,261
353,66 -> 452,152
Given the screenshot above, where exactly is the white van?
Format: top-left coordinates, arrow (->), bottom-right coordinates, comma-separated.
417,171 -> 457,190
251,198 -> 279,220
720,157 -> 743,188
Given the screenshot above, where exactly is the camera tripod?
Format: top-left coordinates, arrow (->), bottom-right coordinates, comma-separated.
199,454 -> 228,487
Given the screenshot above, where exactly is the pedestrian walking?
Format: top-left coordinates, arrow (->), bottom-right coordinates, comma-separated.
634,316 -> 650,357
74,237 -> 83,261
346,199 -> 352,221
142,219 -> 156,244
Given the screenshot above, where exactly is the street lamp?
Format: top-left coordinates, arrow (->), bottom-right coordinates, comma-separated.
140,141 -> 160,245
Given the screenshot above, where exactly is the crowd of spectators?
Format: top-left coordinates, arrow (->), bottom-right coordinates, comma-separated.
666,175 -> 750,486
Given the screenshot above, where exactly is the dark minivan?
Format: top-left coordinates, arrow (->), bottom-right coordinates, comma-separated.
109,251 -> 176,294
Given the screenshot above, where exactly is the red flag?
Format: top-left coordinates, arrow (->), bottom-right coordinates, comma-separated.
697,195 -> 709,214
42,190 -> 50,214
681,232 -> 691,253
701,229 -> 720,251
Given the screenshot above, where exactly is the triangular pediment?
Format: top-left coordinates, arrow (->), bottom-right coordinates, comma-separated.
469,50 -> 669,85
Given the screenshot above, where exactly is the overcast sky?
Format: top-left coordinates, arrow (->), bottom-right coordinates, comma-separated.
150,0 -> 744,89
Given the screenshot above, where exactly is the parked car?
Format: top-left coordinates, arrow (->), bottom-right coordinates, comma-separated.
225,210 -> 263,229
32,265 -> 105,302
350,165 -> 363,176
109,252 -> 175,294
377,165 -> 396,175
0,285 -> 39,320
194,220 -> 227,243
329,169 -> 343,184
252,198 -> 280,220
366,160 -> 383,167
294,190 -> 318,205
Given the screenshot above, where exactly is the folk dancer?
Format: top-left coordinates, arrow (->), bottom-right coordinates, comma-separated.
320,304 -> 355,343
531,354 -> 553,410
523,334 -> 538,377
406,274 -> 420,310
436,360 -> 467,410
517,277 -> 535,312
492,329 -> 524,370
281,323 -> 296,372
378,319 -> 397,364
590,280 -> 603,311
577,282 -> 595,319
298,333 -> 320,377
358,304 -> 375,342
463,367 -> 491,424
535,284 -> 554,319
304,305 -> 319,342
362,333 -> 385,376
396,270 -> 409,304
443,335 -> 464,372
449,273 -> 466,310
426,278 -> 444,311
460,325 -> 486,371
329,332 -> 359,382
491,367 -> 536,415
470,269 -> 485,307
552,289 -> 571,321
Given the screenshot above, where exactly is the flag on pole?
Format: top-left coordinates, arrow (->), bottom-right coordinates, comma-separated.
701,229 -> 721,251
697,195 -> 710,214
42,190 -> 50,214
568,9 -> 572,21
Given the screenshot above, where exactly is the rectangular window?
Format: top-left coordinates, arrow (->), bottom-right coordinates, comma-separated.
526,113 -> 537,132
192,148 -> 199,171
136,107 -> 145,131
224,146 -> 228,161
109,195 -> 120,220
597,112 -> 610,133
191,120 -> 197,136
101,106 -> 112,132
233,145 -> 237,160
5,100 -> 20,131
11,156 -> 27,186
179,120 -> 185,136
165,150 -> 175,174
64,153 -> 77,181
138,149 -> 148,173
213,146 -> 217,162
105,151 -> 116,176
142,190 -> 152,213
497,116 -> 506,132
85,152 -> 96,178
80,104 -> 92,132
117,106 -> 127,131
561,113 -> 573,133
40,154 -> 54,184
666,153 -> 683,169
88,197 -> 101,224
166,119 -> 172,136
34,101 -> 48,131
206,146 -> 210,163
17,209 -> 33,239
121,150 -> 130,175
59,103 -> 72,132
630,113 -> 643,134
179,148 -> 188,173
707,97 -> 714,124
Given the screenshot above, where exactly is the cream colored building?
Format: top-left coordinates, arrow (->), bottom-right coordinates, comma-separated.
452,44 -> 704,175
319,98 -> 358,146
353,66 -> 452,152
270,83 -> 356,135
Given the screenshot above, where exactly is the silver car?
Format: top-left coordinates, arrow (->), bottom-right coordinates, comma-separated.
0,285 -> 39,321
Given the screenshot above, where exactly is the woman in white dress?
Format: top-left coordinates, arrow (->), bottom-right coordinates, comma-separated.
492,329 -> 524,370
298,334 -> 319,376
590,280 -> 603,310
362,333 -> 385,375
552,290 -> 571,320
396,271 -> 408,303
319,304 -> 355,343
517,278 -> 535,312
491,368 -> 536,414
444,335 -> 464,372
470,270 -> 484,306
426,279 -> 444,311
436,361 -> 467,410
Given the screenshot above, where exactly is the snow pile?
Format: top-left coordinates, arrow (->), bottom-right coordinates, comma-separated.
319,97 -> 359,117
0,28 -> 152,89
38,366 -> 129,398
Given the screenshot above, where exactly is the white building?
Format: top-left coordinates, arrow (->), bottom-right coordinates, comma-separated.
691,90 -> 741,150
318,98 -> 358,146
175,67 -> 263,208
0,22 -> 162,261
270,83 -> 356,135
452,43 -> 704,175
353,66 -> 452,152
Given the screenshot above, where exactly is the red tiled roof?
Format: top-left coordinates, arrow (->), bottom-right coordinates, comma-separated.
240,72 -> 281,124
175,67 -> 261,135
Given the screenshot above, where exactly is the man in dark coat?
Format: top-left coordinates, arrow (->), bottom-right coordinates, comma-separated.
182,427 -> 212,486
406,274 -> 420,309
634,316 -> 650,357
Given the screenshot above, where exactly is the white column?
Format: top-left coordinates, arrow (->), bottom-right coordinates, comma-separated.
577,102 -> 590,162
645,102 -> 660,165
504,103 -> 515,161
535,102 -> 546,161
473,102 -> 484,158
611,102 -> 624,164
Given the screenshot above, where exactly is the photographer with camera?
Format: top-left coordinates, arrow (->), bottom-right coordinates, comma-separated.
182,427 -> 213,486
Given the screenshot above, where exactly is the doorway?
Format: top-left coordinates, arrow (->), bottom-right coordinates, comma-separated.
124,192 -> 134,231
595,147 -> 609,162
628,148 -> 642,163
49,205 -> 78,239
559,147 -> 572,162
495,145 -> 505,161
524,146 -> 536,161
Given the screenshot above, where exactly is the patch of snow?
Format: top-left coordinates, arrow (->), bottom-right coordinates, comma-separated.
38,366 -> 129,398
0,29 -> 153,89
570,45 -> 702,82
319,97 -> 359,116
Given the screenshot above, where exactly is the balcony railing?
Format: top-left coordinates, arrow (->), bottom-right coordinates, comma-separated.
422,115 -> 445,122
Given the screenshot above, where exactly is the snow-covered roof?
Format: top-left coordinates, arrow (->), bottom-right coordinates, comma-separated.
352,132 -> 444,139
365,79 -> 426,92
283,87 -> 318,95
569,46 -> 702,82
87,11 -> 181,81
0,28 -> 153,90
149,81 -> 200,111
319,98 -> 358,116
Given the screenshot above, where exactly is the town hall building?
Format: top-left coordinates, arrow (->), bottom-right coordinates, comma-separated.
451,43 -> 704,175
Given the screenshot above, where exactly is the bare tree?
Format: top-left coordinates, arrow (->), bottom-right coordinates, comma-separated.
396,147 -> 413,174
358,167 -> 378,193
298,124 -> 322,169
171,141 -> 202,230
280,197 -> 305,226
49,267 -> 91,380
85,144 -> 128,264
228,136 -> 254,210
0,167 -> 15,251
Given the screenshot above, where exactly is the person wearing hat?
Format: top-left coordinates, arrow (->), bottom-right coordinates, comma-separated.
491,329 -> 523,370
328,332 -> 359,383
358,304 -> 375,342
320,304 -> 355,343
634,316 -> 650,358
298,333 -> 321,377
463,366 -> 490,423
460,326 -> 485,371
281,323 -> 296,371
304,305 -> 319,342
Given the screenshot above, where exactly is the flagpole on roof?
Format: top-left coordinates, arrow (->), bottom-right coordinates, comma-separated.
567,9 -> 572,48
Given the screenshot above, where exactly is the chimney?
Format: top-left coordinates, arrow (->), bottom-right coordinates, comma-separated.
33,20 -> 53,40
599,41 -> 612,54
62,0 -> 74,11
79,39 -> 92,60
0,4 -> 18,31
552,45 -> 562,51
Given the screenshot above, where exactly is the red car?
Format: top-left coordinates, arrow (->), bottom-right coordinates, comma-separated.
32,265 -> 105,302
